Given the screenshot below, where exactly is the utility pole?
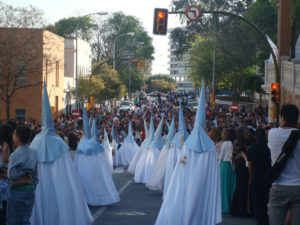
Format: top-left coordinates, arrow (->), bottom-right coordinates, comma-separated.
129,59 -> 132,101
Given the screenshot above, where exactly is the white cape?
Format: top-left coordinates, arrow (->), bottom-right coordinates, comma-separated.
74,152 -> 120,206
163,144 -> 181,198
140,147 -> 161,184
104,144 -> 114,172
146,145 -> 170,191
128,141 -> 146,174
155,146 -> 222,225
115,141 -> 139,166
31,151 -> 93,225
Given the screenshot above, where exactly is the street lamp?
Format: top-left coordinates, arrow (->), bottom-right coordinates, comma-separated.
75,11 -> 108,110
112,32 -> 135,70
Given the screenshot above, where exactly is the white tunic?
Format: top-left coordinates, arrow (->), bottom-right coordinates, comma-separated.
115,141 -> 139,166
155,146 -> 222,225
31,151 -> 93,225
74,152 -> 120,206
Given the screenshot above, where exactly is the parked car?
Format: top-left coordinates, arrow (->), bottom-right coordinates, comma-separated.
187,100 -> 198,111
118,101 -> 135,112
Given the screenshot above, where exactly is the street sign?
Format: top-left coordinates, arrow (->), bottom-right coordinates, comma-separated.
185,5 -> 202,21
72,110 -> 80,118
230,103 -> 240,112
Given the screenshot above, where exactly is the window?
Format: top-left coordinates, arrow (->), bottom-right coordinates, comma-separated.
56,61 -> 59,87
15,109 -> 26,122
16,61 -> 26,86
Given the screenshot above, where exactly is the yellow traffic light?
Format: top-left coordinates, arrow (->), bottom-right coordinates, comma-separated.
271,83 -> 279,103
153,8 -> 168,35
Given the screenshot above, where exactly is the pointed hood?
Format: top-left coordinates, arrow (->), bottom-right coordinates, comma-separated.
76,108 -> 99,155
165,117 -> 175,149
103,128 -> 110,150
184,81 -> 214,153
30,82 -> 68,163
143,118 -> 149,139
150,116 -> 164,149
91,119 -> 104,152
111,125 -> 116,142
41,81 -> 55,133
145,116 -> 155,148
166,122 -> 170,130
171,101 -> 189,148
124,121 -> 135,143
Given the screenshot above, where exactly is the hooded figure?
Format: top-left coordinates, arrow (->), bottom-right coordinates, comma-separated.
111,125 -> 118,165
128,118 -> 149,174
163,101 -> 189,198
115,121 -> 139,166
30,82 -> 93,225
134,117 -> 164,183
134,116 -> 155,183
103,128 -> 113,170
146,117 -> 175,191
155,82 -> 222,225
74,108 -> 120,206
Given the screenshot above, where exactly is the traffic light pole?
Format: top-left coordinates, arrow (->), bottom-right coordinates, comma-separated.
169,10 -> 280,126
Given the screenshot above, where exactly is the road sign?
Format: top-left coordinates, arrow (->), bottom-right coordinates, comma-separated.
230,103 -> 240,112
185,5 -> 202,21
72,110 -> 80,118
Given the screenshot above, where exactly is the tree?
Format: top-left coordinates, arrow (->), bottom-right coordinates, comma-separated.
92,12 -> 154,65
73,62 -> 126,102
145,75 -> 176,93
0,3 -> 46,28
46,16 -> 96,41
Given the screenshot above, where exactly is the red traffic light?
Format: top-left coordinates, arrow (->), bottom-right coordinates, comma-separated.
271,83 -> 279,90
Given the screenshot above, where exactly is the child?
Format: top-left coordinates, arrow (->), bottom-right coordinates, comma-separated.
7,125 -> 38,225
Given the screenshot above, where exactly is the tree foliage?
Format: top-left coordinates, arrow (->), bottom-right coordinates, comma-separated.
74,62 -> 126,102
145,75 -> 176,93
46,16 -> 96,41
0,2 -> 46,28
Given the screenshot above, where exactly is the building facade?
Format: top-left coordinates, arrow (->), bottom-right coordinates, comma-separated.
64,38 -> 92,113
0,28 -> 65,122
168,29 -> 194,91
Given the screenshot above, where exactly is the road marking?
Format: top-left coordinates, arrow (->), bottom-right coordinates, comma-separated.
93,179 -> 133,220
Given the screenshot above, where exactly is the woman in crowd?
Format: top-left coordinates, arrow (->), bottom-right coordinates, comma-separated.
230,127 -> 250,217
219,128 -> 236,213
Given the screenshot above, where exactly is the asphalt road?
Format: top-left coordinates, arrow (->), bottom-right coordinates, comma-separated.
90,168 -> 256,225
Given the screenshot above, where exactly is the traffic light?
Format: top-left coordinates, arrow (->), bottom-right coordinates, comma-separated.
270,83 -> 279,103
153,8 -> 168,35
137,59 -> 147,69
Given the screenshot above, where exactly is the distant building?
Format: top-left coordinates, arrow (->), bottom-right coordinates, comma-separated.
168,29 -> 194,91
0,28 -> 64,122
64,38 -> 92,114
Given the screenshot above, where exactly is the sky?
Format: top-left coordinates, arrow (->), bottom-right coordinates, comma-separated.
1,0 -> 183,74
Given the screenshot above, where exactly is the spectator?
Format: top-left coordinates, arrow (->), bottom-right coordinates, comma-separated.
230,127 -> 250,217
219,128 -> 236,213
246,128 -> 271,225
7,125 -> 38,225
268,104 -> 300,225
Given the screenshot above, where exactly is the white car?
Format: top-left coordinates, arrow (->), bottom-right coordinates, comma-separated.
118,101 -> 135,113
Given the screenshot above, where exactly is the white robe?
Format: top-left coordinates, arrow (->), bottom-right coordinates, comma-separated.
146,144 -> 170,191
140,147 -> 161,184
163,144 -> 181,198
104,144 -> 114,172
74,152 -> 120,206
128,141 -> 146,174
115,141 -> 139,166
155,146 -> 222,225
31,151 -> 93,225
134,146 -> 151,183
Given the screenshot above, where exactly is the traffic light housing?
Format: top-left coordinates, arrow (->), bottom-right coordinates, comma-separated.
271,83 -> 279,103
137,59 -> 146,69
153,8 -> 168,35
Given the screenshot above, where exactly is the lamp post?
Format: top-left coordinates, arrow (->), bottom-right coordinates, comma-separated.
75,12 -> 108,110
112,32 -> 135,70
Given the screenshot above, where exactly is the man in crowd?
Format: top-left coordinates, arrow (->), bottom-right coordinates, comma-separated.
268,104 -> 300,225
